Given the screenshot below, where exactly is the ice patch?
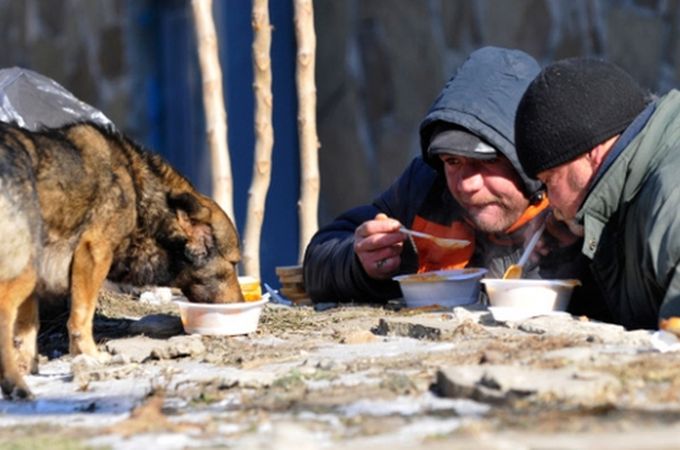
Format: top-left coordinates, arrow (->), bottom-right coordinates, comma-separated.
340,391 -> 489,417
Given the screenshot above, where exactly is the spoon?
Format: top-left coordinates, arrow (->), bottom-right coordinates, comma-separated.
263,283 -> 293,306
399,227 -> 470,249
502,221 -> 546,279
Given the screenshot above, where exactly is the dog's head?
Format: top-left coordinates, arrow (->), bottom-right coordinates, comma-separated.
164,191 -> 244,303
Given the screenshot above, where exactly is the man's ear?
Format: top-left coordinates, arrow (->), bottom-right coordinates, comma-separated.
587,135 -> 619,168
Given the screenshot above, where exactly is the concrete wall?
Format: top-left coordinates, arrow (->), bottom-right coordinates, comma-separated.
0,0 -> 677,227
314,0 -> 680,223
0,0 -> 137,133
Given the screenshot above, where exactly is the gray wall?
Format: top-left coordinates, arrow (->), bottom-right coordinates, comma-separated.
0,0 -> 677,228
0,0 -> 139,134
314,0 -> 680,223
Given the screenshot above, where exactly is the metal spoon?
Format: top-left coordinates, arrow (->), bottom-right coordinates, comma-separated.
399,227 -> 470,249
502,222 -> 546,279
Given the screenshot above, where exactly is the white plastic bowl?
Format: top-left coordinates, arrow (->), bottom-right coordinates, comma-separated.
481,278 -> 580,320
175,297 -> 269,336
393,268 -> 488,308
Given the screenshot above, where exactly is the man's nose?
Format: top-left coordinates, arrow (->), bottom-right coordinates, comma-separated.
457,170 -> 484,192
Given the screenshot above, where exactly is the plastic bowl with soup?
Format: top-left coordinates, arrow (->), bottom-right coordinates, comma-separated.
175,276 -> 268,336
481,278 -> 580,321
393,268 -> 488,308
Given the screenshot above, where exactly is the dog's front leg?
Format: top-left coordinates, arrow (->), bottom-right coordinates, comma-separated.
14,293 -> 39,375
0,266 -> 37,399
68,230 -> 113,358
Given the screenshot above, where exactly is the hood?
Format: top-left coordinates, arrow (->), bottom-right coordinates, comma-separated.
419,46 -> 542,198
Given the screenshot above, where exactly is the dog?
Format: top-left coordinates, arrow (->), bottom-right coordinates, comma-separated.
0,121 -> 244,399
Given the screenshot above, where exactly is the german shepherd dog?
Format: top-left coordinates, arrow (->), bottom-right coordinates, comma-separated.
0,121 -> 244,399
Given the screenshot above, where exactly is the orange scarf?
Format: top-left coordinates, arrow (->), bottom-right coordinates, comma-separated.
412,196 -> 549,273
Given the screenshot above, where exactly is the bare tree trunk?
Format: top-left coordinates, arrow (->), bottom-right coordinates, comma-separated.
243,0 -> 274,278
293,0 -> 320,263
191,0 -> 235,222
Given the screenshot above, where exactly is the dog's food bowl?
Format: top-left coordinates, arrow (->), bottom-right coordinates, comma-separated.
393,268 -> 488,308
176,297 -> 269,335
239,276 -> 263,302
481,278 -> 580,321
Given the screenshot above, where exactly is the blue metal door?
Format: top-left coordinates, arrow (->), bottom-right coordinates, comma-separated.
129,0 -> 300,287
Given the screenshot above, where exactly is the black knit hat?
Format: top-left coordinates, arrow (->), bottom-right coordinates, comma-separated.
515,57 -> 647,178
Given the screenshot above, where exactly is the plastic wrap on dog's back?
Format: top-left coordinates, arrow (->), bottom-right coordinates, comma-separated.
0,67 -> 112,130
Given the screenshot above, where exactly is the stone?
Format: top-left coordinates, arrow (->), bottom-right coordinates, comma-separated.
436,364 -> 622,406
105,336 -> 164,363
374,316 -> 453,340
71,353 -> 117,387
540,346 -> 599,363
128,314 -> 184,339
104,334 -> 205,362
150,335 -> 206,360
341,330 -> 379,344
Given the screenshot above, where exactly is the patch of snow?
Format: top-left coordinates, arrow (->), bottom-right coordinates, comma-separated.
650,330 -> 680,353
340,391 -> 489,417
313,337 -> 456,362
89,432 -> 193,450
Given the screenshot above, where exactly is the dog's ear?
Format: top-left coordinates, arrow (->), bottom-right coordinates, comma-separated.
167,192 -> 210,221
168,193 -> 214,265
176,209 -> 214,265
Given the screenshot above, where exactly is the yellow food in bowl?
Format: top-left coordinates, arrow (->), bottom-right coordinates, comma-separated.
238,276 -> 262,302
660,316 -> 680,337
398,273 -> 447,284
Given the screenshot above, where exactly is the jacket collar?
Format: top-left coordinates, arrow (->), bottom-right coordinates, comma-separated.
576,92 -> 678,258
484,196 -> 550,246
505,195 -> 549,234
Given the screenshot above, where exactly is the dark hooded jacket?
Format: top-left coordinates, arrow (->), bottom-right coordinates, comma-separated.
419,47 -> 542,198
303,47 -> 607,320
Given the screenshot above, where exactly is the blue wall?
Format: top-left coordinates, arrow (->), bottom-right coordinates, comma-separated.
132,0 -> 300,288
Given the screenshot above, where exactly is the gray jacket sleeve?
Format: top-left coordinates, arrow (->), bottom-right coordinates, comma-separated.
654,188 -> 680,322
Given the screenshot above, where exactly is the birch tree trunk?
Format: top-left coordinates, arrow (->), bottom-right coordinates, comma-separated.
242,0 -> 274,278
294,0 -> 320,263
191,0 -> 235,222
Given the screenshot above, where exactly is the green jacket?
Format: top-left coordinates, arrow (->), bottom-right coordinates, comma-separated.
577,90 -> 680,329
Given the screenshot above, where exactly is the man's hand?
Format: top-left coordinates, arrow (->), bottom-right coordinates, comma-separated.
354,213 -> 405,279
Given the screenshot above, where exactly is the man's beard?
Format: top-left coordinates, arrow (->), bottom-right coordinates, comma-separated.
463,203 -> 522,234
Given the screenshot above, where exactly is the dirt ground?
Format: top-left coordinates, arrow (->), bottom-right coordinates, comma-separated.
2,288 -> 680,449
